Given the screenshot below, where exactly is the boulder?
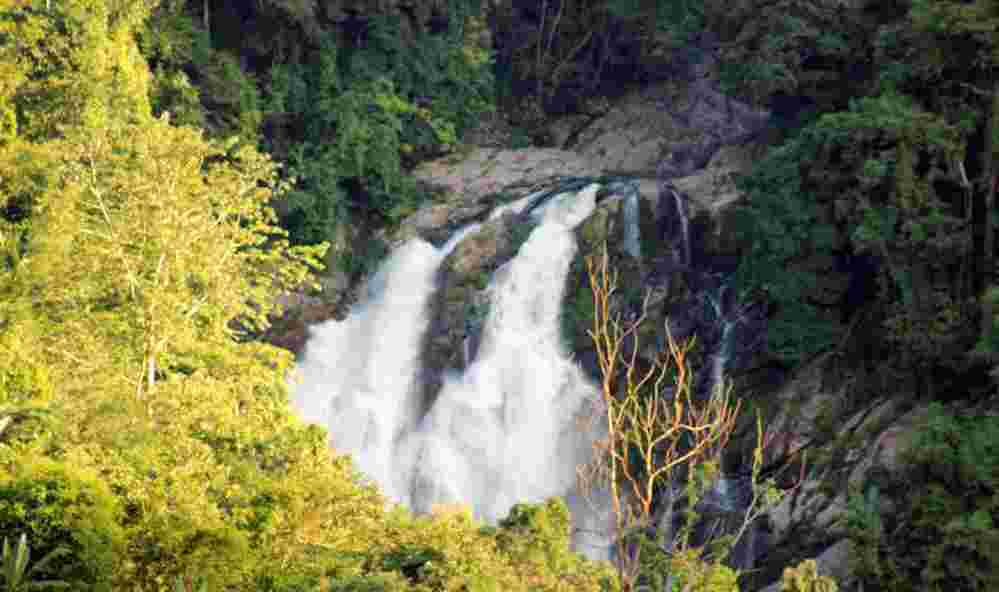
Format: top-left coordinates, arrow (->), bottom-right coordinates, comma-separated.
571,86 -> 683,175
567,31 -> 770,180
399,148 -> 601,245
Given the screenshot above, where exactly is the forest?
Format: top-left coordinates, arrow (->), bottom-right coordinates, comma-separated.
3,0 -> 999,590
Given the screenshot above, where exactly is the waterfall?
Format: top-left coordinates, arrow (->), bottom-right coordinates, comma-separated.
291,174 -> 765,569
622,190 -> 642,260
405,186 -> 600,522
670,187 -> 692,267
292,184 -> 607,555
291,224 -> 480,504
653,179 -> 768,572
705,284 -> 733,398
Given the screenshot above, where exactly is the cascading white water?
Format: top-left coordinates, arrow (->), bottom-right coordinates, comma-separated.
488,191 -> 536,219
291,224 -> 480,504
622,191 -> 642,260
705,286 -> 733,399
669,187 -> 692,267
292,184 -> 609,556
403,186 -> 600,522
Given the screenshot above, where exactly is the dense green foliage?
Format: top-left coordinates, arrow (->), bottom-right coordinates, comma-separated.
135,0 -> 496,274
263,10 -> 494,254
685,3 -> 999,585
140,1 -> 259,139
846,404 -> 999,592
731,127 -> 840,362
714,0 -> 999,382
492,0 -> 708,130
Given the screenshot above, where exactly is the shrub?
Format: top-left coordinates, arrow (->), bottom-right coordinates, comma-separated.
779,559 -> 837,592
265,9 -> 495,255
0,334 -> 56,446
669,549 -> 739,592
0,452 -> 124,590
846,404 -> 999,591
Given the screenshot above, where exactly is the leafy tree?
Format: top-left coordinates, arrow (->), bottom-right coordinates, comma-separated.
727,0 -> 999,375
0,4 -> 621,591
0,99 -> 337,584
0,0 -> 151,142
846,405 -> 999,592
263,10 -> 495,255
29,118 -> 324,398
731,128 -> 843,364
894,1 -> 999,375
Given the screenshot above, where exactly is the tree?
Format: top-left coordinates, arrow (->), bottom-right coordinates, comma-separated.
900,0 -> 999,370
28,117 -> 324,400
0,0 -> 152,142
580,245 -> 786,591
0,107 -> 336,586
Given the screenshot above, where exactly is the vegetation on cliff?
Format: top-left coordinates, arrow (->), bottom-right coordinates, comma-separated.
5,0 -> 999,590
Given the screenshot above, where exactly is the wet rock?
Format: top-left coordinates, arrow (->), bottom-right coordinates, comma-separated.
420,211 -> 528,406
399,148 -> 600,245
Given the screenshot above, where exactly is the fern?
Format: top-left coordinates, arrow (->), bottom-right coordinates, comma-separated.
1,535 -> 69,592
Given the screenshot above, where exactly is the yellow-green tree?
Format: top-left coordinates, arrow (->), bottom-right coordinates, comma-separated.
0,3 -> 621,591
0,0 -> 151,141
2,116 -> 338,587
0,1 -> 378,587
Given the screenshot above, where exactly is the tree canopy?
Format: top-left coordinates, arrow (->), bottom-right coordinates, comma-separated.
0,2 -> 617,590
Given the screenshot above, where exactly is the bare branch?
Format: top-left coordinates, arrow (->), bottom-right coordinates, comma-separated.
579,242 -> 791,589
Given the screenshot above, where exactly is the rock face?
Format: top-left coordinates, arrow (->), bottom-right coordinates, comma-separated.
569,87 -> 683,175
402,148 -> 600,244
265,23 -> 939,589
744,352 -> 936,591
564,32 -> 771,178
419,208 -> 529,406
